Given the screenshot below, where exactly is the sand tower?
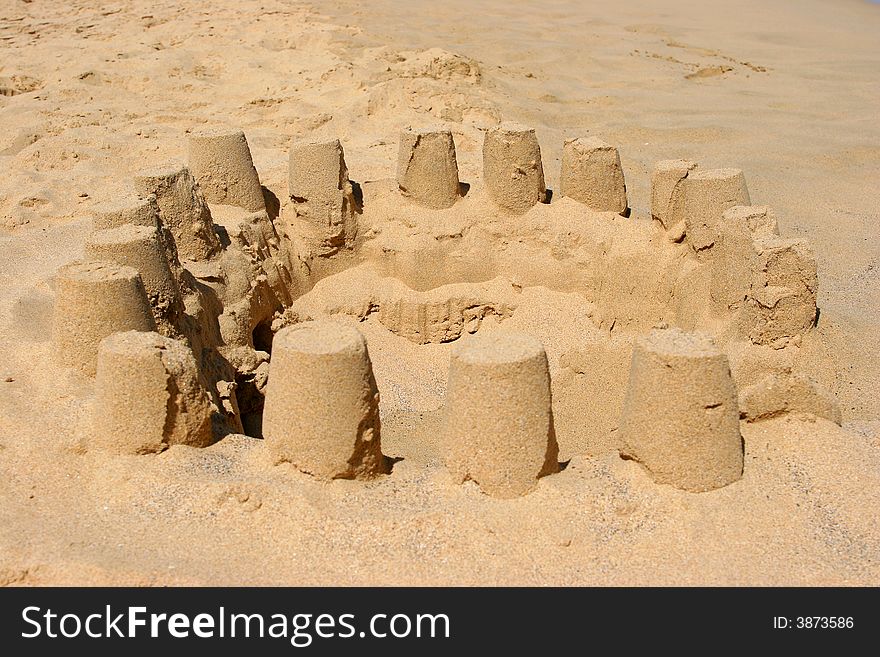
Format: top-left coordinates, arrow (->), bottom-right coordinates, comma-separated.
482,122 -> 547,213
84,224 -> 180,323
93,331 -> 214,454
682,168 -> 750,252
560,137 -> 628,214
742,236 -> 818,344
262,321 -> 387,479
52,261 -> 156,376
619,328 -> 743,492
92,194 -> 160,231
397,127 -> 460,209
133,165 -> 221,261
442,331 -> 559,498
188,127 -> 265,212
710,205 -> 780,312
288,139 -> 357,254
91,193 -> 181,271
650,159 -> 698,229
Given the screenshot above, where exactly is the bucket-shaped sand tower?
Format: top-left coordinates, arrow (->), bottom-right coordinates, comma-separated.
289,138 -> 349,202
619,328 -> 743,492
482,122 -> 546,213
442,331 -> 559,498
52,261 -> 157,376
560,136 -> 628,214
133,165 -> 221,261
397,127 -> 460,209
683,168 -> 750,252
91,193 -> 181,270
742,236 -> 818,344
288,139 -> 357,254
188,127 -> 265,212
84,224 -> 180,314
93,331 -> 214,454
262,321 -> 388,479
650,159 -> 697,229
92,193 -> 160,231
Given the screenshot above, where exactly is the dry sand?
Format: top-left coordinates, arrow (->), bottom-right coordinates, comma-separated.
1,0 -> 879,585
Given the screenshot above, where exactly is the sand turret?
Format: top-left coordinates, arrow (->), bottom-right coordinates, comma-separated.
482,122 -> 546,213
288,139 -> 357,255
262,321 -> 387,479
711,205 -> 780,312
52,261 -> 157,376
683,168 -> 750,252
397,127 -> 460,209
188,127 -> 265,212
650,159 -> 698,230
92,194 -> 161,231
91,193 -> 181,271
93,331 -> 214,454
84,224 -> 182,334
619,328 -> 743,492
133,165 -> 221,261
742,236 -> 817,344
560,136 -> 628,214
442,331 -> 559,498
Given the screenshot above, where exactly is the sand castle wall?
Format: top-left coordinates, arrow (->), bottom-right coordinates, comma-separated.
279,265 -> 519,345
739,371 -> 841,425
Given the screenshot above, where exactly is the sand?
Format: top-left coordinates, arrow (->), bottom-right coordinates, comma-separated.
1,0 -> 879,586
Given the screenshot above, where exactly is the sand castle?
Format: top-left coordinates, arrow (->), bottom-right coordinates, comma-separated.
681,168 -> 751,253
650,159 -> 698,230
397,127 -> 461,209
84,224 -> 181,333
92,194 -> 162,231
288,138 -> 358,256
188,127 -> 265,212
561,136 -> 628,215
50,122 -> 831,499
133,165 -> 222,261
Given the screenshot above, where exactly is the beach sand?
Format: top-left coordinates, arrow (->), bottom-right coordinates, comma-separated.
0,0 -> 878,585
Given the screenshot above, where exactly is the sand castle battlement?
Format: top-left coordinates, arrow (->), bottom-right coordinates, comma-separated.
53,123 -> 833,495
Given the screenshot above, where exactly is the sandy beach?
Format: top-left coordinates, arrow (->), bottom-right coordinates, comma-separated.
0,0 -> 878,585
